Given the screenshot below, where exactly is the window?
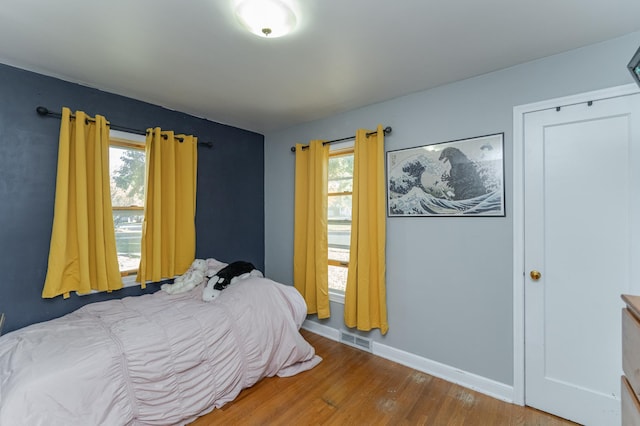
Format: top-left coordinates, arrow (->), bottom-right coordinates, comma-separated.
109,131 -> 146,283
328,143 -> 354,300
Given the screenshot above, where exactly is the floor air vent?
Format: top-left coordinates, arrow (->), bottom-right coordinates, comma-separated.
339,330 -> 372,352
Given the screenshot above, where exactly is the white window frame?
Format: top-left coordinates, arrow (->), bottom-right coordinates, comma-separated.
110,130 -> 147,289
328,140 -> 354,304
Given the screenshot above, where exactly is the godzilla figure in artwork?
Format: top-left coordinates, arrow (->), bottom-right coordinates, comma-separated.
438,147 -> 486,200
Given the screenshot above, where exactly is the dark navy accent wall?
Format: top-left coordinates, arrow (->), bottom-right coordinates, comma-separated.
0,63 -> 264,334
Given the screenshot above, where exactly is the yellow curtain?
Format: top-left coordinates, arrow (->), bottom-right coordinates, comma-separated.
294,140 -> 330,318
42,107 -> 122,299
137,128 -> 197,287
344,125 -> 388,334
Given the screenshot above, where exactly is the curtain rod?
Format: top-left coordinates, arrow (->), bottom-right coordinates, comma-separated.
35,106 -> 213,148
289,126 -> 392,152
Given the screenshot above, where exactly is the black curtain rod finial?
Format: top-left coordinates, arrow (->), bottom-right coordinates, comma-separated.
36,106 -> 50,116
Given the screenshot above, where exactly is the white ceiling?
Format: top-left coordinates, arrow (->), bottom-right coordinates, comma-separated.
1,0 -> 640,134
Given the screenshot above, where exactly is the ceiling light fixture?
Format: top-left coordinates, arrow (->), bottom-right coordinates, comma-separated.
235,0 -> 297,38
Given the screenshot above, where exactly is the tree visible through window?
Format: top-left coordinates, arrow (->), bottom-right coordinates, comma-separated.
328,148 -> 353,293
109,136 -> 145,276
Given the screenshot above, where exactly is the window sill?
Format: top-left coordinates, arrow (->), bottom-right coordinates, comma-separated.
76,273 -> 150,296
122,274 -> 140,288
329,290 -> 345,304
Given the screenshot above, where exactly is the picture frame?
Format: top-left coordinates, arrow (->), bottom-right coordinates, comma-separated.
386,133 -> 505,217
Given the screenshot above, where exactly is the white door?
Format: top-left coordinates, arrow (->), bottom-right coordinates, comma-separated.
524,93 -> 640,425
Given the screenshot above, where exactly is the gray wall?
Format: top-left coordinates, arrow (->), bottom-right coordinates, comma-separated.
264,31 -> 640,385
0,63 -> 264,334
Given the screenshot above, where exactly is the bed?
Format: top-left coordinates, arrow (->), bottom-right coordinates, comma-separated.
0,276 -> 321,425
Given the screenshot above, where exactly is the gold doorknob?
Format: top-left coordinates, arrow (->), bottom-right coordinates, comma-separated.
530,270 -> 541,281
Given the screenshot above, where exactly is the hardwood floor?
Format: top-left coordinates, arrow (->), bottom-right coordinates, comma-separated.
190,329 -> 576,425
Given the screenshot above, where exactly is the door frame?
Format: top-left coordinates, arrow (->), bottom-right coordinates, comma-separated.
511,83 -> 640,405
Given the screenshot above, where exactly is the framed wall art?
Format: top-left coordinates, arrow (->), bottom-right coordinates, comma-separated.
387,133 -> 505,217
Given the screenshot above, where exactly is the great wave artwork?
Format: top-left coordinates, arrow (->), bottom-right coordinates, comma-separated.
386,133 -> 504,217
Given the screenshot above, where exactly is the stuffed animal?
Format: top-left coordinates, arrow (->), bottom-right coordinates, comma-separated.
202,261 -> 263,302
205,258 -> 228,278
161,259 -> 209,294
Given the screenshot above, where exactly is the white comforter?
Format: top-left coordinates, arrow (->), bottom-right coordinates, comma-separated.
0,277 -> 321,425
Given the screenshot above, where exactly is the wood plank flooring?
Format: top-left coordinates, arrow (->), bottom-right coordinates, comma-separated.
190,329 -> 576,425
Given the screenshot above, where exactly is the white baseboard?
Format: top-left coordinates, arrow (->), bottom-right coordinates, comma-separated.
302,319 -> 340,341
301,320 -> 514,403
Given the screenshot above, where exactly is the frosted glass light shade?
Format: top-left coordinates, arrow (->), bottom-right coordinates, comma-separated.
235,0 -> 297,38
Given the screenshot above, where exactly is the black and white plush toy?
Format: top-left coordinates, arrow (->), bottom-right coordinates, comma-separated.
202,261 -> 263,301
